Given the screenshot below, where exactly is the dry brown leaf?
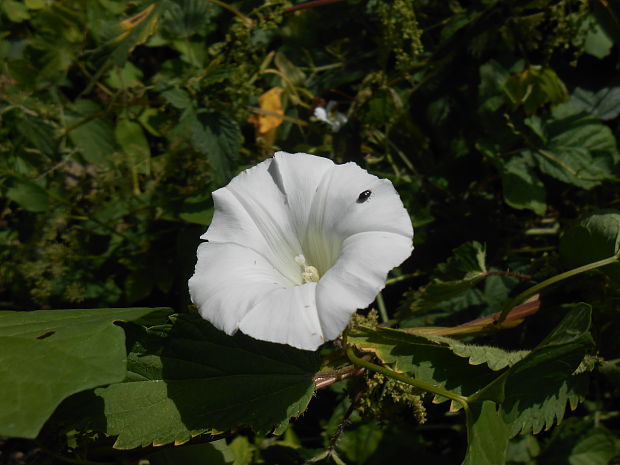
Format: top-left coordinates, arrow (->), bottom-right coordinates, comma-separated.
256,87 -> 284,134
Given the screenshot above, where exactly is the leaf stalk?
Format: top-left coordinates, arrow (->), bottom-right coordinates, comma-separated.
343,335 -> 470,415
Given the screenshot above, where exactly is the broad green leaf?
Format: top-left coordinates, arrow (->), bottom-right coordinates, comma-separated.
536,418 -> 618,465
599,360 -> 620,388
18,115 -> 56,156
559,211 -> 620,281
6,178 -> 49,212
191,111 -> 240,185
348,326 -> 498,401
275,51 -> 306,87
437,241 -> 487,278
409,274 -> 488,314
501,157 -> 546,215
25,0 -> 45,9
477,304 -> 594,436
504,66 -> 568,114
66,100 -> 118,165
478,59 -> 510,115
160,0 -> 213,37
571,86 -> 620,120
462,401 -> 508,465
109,3 -> 161,66
124,269 -> 155,304
94,314 -> 321,449
1,0 -> 30,22
201,65 -> 236,86
106,61 -> 144,89
582,14 -> 614,59
407,241 -> 488,314
115,117 -> 151,175
0,307 -> 171,438
527,104 -> 619,189
337,420 -> 383,464
149,439 -> 234,465
179,191 -> 213,225
229,436 -> 254,465
506,434 -> 540,464
415,332 -> 529,371
162,88 -> 193,110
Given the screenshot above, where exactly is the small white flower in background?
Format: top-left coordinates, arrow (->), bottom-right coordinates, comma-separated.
188,151 -> 413,351
313,101 -> 348,132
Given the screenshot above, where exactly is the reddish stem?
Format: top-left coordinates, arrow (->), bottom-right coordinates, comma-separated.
285,0 -> 346,13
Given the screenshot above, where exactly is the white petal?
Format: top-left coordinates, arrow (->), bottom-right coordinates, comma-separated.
312,162 -> 413,240
303,161 -> 413,273
188,242 -> 289,335
316,231 -> 413,340
330,113 -> 348,132
271,151 -> 334,241
313,107 -> 328,123
238,283 -> 324,350
204,158 -> 303,285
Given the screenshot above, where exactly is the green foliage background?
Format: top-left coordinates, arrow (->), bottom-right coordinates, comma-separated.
1,0 -> 620,464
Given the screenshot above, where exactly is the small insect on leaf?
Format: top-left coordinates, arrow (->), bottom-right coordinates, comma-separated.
357,190 -> 372,203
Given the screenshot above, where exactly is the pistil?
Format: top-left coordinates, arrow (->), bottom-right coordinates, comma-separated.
295,254 -> 321,284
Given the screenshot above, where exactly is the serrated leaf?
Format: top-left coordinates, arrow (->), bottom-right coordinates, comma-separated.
149,439 -> 234,465
191,111 -> 240,184
501,157 -> 546,215
160,0 -> 212,37
94,314 -> 321,449
462,401 -> 508,465
413,332 -> 529,371
0,307 -> 171,438
477,304 -> 594,436
162,87 -> 193,110
559,210 -> 620,282
527,104 -> 619,189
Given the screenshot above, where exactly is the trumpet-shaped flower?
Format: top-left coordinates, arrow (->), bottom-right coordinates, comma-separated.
188,151 -> 413,350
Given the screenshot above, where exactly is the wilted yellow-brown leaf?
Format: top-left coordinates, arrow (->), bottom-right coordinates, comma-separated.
115,4 -> 159,45
256,87 -> 284,134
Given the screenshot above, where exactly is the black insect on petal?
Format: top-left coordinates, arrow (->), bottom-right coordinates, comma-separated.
357,190 -> 372,203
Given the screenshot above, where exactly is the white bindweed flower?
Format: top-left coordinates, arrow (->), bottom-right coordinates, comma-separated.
313,101 -> 348,132
188,151 -> 413,351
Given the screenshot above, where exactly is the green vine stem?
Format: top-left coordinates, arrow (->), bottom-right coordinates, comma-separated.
376,292 -> 389,324
343,334 -> 471,415
497,251 -> 620,324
